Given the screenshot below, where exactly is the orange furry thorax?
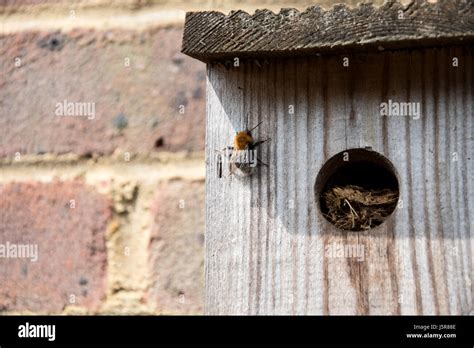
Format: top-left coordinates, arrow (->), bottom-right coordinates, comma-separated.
233,131 -> 253,150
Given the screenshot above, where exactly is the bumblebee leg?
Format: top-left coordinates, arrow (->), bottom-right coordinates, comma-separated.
257,158 -> 269,167
214,147 -> 234,178
216,153 -> 223,178
214,146 -> 234,154
229,163 -> 235,176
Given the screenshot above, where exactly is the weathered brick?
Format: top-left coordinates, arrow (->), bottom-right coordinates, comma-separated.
0,0 -> 382,10
0,26 -> 205,158
148,179 -> 204,314
0,181 -> 111,313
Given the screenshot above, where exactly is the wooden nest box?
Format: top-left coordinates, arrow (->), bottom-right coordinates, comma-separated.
182,0 -> 473,315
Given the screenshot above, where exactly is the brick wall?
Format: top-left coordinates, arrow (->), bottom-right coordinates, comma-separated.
0,0 -> 384,314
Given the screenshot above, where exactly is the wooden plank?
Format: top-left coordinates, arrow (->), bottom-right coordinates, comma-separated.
182,0 -> 474,63
205,46 -> 473,314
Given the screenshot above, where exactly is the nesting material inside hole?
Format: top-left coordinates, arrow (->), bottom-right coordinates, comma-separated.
316,149 -> 399,231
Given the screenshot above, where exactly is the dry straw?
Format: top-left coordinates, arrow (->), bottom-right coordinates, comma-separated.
323,185 -> 399,231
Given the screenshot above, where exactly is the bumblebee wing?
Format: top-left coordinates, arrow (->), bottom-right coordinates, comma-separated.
252,138 -> 270,148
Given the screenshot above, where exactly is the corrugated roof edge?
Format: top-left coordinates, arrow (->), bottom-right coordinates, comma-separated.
181,0 -> 474,63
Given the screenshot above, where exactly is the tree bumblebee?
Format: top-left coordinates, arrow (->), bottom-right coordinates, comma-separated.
216,121 -> 269,178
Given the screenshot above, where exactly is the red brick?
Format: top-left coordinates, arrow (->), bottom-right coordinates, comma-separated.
0,26 -> 205,158
0,181 -> 111,313
148,179 -> 204,314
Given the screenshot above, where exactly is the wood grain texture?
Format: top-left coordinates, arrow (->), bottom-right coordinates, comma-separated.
205,46 -> 473,315
182,0 -> 474,63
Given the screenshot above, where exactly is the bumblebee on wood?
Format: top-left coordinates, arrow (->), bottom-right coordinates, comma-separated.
216,121 -> 270,178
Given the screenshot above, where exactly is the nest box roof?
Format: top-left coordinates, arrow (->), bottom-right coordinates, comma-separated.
181,0 -> 474,63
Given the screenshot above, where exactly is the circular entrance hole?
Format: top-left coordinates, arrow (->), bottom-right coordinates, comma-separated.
315,148 -> 399,231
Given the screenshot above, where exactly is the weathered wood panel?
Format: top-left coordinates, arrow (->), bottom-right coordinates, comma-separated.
182,0 -> 474,63
205,46 -> 473,315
